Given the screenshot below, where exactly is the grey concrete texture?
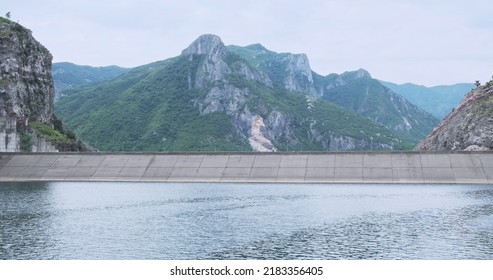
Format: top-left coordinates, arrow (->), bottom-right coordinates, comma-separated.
0,152 -> 492,184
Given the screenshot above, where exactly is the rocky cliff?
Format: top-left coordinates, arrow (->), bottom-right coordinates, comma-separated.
229,45 -> 438,143
228,44 -> 317,95
415,81 -> 493,151
0,17 -> 54,125
162,35 -> 415,151
0,17 -> 90,152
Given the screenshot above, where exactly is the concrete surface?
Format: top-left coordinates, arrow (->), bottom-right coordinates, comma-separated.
0,152 -> 492,184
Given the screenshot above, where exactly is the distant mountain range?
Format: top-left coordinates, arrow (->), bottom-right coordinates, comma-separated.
54,34 -> 454,152
379,81 -> 474,119
52,62 -> 129,100
52,62 -> 471,121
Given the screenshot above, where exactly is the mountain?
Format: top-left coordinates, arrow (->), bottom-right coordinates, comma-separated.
415,81 -> 493,151
313,71 -> 438,142
52,62 -> 129,100
228,45 -> 439,142
227,44 -> 317,95
55,34 -> 434,152
0,17 -> 90,152
380,81 -> 474,119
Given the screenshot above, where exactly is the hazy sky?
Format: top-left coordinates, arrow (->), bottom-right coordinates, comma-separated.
3,0 -> 492,86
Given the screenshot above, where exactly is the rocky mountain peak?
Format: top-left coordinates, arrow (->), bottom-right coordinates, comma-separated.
181,34 -> 226,58
282,53 -> 317,95
355,68 -> 371,79
330,68 -> 372,87
53,32 -> 437,152
341,68 -> 372,80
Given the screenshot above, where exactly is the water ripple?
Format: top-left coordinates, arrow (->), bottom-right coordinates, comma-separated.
1,182 -> 492,259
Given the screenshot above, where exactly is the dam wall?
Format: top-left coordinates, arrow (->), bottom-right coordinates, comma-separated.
0,152 -> 492,184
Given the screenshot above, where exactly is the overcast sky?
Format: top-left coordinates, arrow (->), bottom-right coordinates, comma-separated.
3,0 -> 492,86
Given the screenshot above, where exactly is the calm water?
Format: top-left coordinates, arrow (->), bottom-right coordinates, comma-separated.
0,182 -> 492,260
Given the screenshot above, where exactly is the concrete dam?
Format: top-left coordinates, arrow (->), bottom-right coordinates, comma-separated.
0,152 -> 492,184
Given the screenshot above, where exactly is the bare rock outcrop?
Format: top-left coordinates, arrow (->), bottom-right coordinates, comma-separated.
415,81 -> 493,151
0,17 -> 91,152
0,18 -> 54,125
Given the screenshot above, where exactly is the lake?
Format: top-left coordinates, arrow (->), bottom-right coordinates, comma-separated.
1,182 -> 492,259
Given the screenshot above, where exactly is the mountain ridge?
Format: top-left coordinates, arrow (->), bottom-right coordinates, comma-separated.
52,62 -> 129,100
227,42 -> 439,142
379,81 -> 474,119
56,34 -> 440,152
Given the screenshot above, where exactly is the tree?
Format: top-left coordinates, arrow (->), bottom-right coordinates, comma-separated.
475,80 -> 481,88
5,12 -> 10,19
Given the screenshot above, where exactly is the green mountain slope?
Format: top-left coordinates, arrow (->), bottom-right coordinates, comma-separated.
228,46 -> 439,143
379,81 -> 474,119
52,62 -> 129,100
316,71 -> 439,141
56,35 -> 416,151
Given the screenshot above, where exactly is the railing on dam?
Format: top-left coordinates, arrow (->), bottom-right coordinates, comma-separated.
0,152 -> 492,184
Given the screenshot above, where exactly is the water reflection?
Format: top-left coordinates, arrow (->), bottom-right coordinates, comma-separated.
0,182 -> 492,259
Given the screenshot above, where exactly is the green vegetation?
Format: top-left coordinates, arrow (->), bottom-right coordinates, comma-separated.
56,55 -> 251,151
228,44 -> 293,88
0,16 -> 10,24
19,132 -> 32,152
52,62 -> 129,97
0,16 -> 43,61
319,76 -> 438,142
56,42 -> 424,152
27,117 -> 85,151
380,81 -> 473,119
228,44 -> 438,142
226,74 -> 415,150
0,17 -> 14,36
29,121 -> 72,145
0,16 -> 29,37
472,83 -> 493,115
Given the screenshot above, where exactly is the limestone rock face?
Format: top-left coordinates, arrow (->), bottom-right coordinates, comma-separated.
333,68 -> 372,87
249,115 -> 277,152
184,34 -> 271,90
182,34 -> 227,59
282,53 -> 317,95
0,17 -> 90,152
199,84 -> 249,116
415,82 -> 493,151
0,18 -> 54,125
184,35 -> 424,152
185,35 -> 230,88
